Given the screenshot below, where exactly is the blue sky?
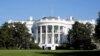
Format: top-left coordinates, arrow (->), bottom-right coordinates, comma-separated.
0,0 -> 100,25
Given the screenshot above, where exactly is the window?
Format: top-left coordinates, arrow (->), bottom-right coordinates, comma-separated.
48,25 -> 52,33
54,26 -> 58,33
42,34 -> 46,44
60,34 -> 63,43
54,34 -> 58,43
60,26 -> 63,33
48,34 -> 52,44
31,28 -> 34,33
38,26 -> 40,33
42,26 -> 46,33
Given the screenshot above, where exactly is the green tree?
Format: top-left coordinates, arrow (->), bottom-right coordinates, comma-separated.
12,22 -> 28,49
0,22 -> 40,49
94,12 -> 100,49
0,22 -> 14,49
68,21 -> 96,50
95,12 -> 100,41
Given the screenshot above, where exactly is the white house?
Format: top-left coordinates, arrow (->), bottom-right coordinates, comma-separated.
8,16 -> 95,50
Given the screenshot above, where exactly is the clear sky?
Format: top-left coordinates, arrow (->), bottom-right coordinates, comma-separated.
0,0 -> 100,25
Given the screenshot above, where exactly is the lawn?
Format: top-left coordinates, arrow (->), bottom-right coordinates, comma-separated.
0,50 -> 100,56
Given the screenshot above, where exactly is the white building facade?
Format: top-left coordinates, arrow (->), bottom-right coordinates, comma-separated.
8,16 -> 95,50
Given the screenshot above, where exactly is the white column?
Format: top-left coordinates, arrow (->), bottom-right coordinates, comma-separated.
58,26 -> 60,44
52,25 -> 54,44
51,25 -> 56,50
40,26 -> 42,44
35,26 -> 38,43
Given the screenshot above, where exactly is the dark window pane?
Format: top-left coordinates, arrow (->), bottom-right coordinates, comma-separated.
38,26 -> 40,33
48,34 -> 52,44
42,34 -> 46,44
48,25 -> 52,33
54,34 -> 58,43
42,26 -> 46,33
54,26 -> 58,33
60,26 -> 63,33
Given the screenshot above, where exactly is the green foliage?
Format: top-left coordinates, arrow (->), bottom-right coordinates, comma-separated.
56,43 -> 71,50
95,12 -> 100,42
68,21 -> 96,50
0,22 -> 40,49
